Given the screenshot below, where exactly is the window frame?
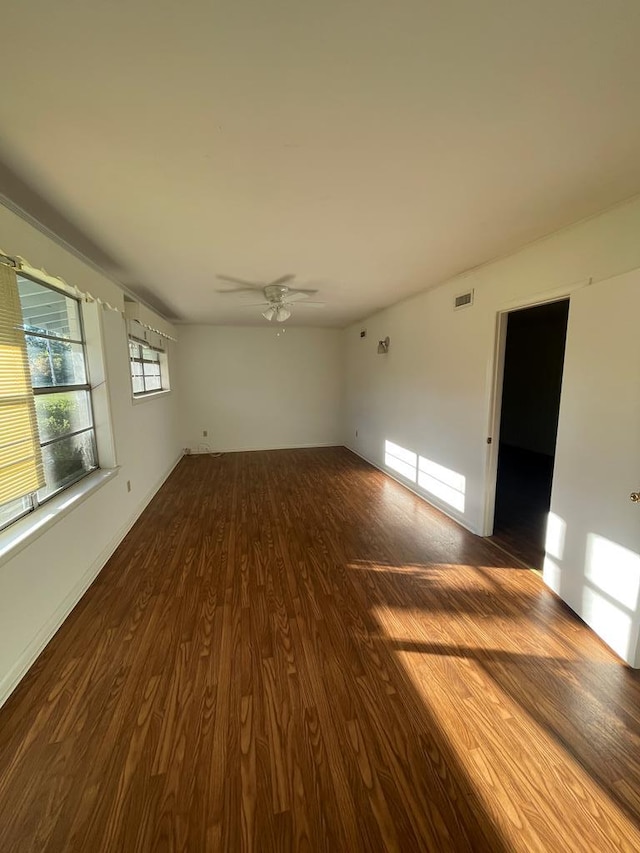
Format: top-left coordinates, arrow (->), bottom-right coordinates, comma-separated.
0,272 -> 99,531
128,335 -> 167,397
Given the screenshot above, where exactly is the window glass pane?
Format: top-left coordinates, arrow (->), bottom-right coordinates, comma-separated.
132,376 -> 145,394
38,430 -> 97,500
0,494 -> 33,530
26,336 -> 87,387
142,347 -> 160,362
34,391 -> 93,443
144,364 -> 161,378
128,340 -> 141,359
145,376 -> 162,391
18,276 -> 82,340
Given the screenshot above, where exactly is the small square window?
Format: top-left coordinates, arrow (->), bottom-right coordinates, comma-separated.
128,336 -> 168,396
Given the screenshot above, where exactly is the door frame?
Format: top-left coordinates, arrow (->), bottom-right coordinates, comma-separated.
481,281 -> 587,537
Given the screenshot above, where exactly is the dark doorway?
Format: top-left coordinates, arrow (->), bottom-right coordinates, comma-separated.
492,299 -> 570,569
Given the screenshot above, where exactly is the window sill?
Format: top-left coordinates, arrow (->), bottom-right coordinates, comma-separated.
0,468 -> 119,568
132,389 -> 171,405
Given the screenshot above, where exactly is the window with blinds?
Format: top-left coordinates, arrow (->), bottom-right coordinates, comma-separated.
0,266 -> 98,531
0,264 -> 45,517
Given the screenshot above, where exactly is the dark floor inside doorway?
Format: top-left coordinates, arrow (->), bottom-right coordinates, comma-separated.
491,443 -> 554,570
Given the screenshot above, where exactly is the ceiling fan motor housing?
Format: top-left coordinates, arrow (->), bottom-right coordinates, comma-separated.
264,283 -> 289,302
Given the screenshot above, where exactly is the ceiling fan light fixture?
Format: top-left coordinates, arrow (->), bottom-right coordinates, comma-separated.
217,275 -> 323,321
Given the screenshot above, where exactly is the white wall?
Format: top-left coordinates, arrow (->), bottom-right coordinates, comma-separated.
345,196 -> 640,663
0,205 -> 183,705
177,325 -> 343,452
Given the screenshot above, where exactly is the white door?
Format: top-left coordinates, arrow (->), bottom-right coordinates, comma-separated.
544,268 -> 640,666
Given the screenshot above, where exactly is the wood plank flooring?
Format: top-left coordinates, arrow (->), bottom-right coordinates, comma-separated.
1,447 -> 640,851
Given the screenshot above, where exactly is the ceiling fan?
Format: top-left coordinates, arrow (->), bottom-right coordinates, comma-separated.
216,273 -> 325,322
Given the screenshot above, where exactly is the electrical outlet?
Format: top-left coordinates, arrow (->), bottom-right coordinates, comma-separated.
126,480 -> 132,492
203,429 -> 208,437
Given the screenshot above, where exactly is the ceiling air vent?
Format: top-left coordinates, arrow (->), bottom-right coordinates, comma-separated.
454,289 -> 474,310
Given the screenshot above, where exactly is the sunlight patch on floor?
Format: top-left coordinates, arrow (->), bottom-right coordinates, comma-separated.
347,560 -> 430,575
369,601 -> 640,851
369,594 -> 569,662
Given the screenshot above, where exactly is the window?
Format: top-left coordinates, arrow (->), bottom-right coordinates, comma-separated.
128,337 -> 166,395
0,269 -> 98,531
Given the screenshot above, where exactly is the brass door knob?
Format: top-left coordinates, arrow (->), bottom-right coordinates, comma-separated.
631,492 -> 640,503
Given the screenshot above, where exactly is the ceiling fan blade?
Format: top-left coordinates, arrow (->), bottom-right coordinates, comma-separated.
285,290 -> 322,302
216,287 -> 264,294
284,291 -> 309,303
267,274 -> 296,287
216,274 -> 263,289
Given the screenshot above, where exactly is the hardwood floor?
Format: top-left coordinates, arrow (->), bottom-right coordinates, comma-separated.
1,447 -> 640,851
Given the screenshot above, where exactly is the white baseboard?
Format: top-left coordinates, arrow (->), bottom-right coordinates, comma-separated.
344,444 -> 480,536
0,453 -> 183,710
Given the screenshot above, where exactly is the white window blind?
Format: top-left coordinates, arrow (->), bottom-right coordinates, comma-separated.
0,262 -> 45,505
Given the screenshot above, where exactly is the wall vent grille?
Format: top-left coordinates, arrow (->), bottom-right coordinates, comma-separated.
454,290 -> 474,310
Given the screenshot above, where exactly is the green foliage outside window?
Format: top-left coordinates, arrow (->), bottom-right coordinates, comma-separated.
25,327 -> 91,490
26,333 -> 76,386
41,396 -> 75,438
40,394 -> 87,485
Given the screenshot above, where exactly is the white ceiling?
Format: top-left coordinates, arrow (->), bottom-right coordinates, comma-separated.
2,0 -> 640,327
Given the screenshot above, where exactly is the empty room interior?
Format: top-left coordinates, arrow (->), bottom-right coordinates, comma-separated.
2,2 -> 640,851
